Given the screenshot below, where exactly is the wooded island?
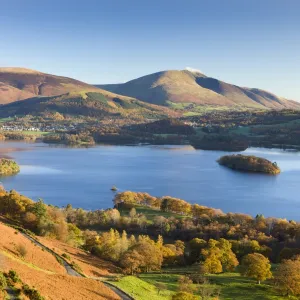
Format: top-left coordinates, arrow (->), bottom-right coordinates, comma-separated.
0,159 -> 20,175
218,154 -> 280,174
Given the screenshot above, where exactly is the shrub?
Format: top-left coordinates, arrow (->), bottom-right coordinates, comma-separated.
0,272 -> 7,290
5,270 -> 21,284
70,261 -> 83,274
23,284 -> 45,300
55,256 -> 64,266
62,253 -> 71,260
172,292 -> 198,300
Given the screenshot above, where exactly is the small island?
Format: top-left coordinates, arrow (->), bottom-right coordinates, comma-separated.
0,158 -> 20,175
217,154 -> 280,175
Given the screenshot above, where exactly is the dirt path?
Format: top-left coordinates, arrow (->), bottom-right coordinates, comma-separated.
19,231 -> 132,299
103,282 -> 133,300
20,232 -> 81,277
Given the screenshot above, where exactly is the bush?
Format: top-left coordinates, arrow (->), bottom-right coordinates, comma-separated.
5,270 -> 21,284
0,272 -> 7,290
23,284 -> 45,300
55,256 -> 64,266
172,292 -> 198,300
62,253 -> 71,260
70,261 -> 83,274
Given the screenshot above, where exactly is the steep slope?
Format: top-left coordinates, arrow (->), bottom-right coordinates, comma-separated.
96,69 -> 300,110
0,221 -> 120,300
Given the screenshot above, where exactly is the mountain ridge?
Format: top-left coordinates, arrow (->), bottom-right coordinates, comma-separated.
95,69 -> 300,110
0,67 -> 110,104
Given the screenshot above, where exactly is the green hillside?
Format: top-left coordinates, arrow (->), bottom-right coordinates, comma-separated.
0,91 -> 176,121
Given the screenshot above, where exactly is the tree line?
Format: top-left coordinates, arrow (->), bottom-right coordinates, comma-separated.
1,188 -> 300,297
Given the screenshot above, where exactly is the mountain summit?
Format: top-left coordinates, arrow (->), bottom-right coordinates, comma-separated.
96,69 -> 300,110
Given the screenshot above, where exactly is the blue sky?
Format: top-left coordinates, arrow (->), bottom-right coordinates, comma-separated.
1,0 -> 300,100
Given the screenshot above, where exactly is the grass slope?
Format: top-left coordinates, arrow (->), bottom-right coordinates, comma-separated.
0,221 -> 120,300
110,276 -> 174,300
115,271 -> 292,300
118,205 -> 189,222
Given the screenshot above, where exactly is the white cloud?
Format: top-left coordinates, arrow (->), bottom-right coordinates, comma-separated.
185,67 -> 203,74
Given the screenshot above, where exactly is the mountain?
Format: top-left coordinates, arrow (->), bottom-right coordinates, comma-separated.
96,69 -> 300,110
0,67 -> 102,104
0,67 -> 177,120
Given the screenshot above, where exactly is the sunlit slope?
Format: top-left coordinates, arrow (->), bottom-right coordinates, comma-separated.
96,69 -> 300,110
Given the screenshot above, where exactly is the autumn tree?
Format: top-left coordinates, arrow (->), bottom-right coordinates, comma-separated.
274,257 -> 300,297
129,207 -> 136,218
172,292 -> 197,300
186,238 -> 207,264
120,250 -> 143,275
240,253 -> 272,284
218,238 -> 239,271
178,276 -> 195,293
93,229 -> 122,262
202,239 -> 238,274
131,239 -> 163,272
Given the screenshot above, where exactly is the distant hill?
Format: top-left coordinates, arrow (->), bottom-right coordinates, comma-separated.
0,67 -> 104,104
96,69 -> 300,110
0,91 -> 175,120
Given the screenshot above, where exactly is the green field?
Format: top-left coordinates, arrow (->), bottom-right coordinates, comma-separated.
109,268 -> 294,300
1,130 -> 50,136
118,205 -> 190,222
108,276 -> 174,300
0,117 -> 14,123
15,131 -> 50,136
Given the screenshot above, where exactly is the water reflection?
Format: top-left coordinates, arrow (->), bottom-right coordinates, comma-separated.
20,165 -> 64,175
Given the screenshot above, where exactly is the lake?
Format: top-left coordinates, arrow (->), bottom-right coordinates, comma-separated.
0,141 -> 300,220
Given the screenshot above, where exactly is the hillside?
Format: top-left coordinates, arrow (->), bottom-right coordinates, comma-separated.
0,82 -> 36,104
0,67 -> 103,104
0,91 -> 176,120
96,69 -> 300,110
0,221 -> 120,300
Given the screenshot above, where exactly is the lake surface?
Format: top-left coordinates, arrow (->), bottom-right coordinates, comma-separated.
0,141 -> 300,220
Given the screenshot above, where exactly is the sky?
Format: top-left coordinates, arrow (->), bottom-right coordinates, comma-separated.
1,0 -> 300,100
